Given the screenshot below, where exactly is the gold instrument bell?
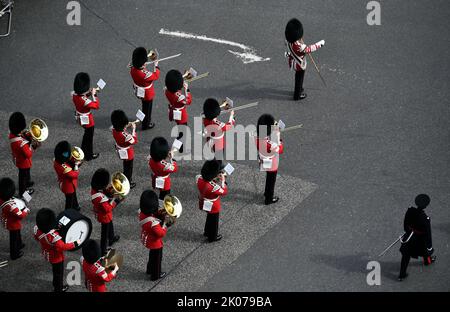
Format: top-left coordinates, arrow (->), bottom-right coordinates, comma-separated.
71,146 -> 84,162
29,118 -> 48,142
102,248 -> 123,273
163,194 -> 182,220
111,172 -> 130,197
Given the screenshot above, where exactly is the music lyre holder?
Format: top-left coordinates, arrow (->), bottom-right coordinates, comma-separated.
0,0 -> 13,37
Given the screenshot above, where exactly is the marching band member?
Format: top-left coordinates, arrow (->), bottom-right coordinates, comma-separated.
72,72 -> 100,161
398,194 -> 436,281
34,208 -> 80,292
111,110 -> 137,189
164,69 -> 192,153
202,98 -> 235,160
8,112 -> 38,197
139,190 -> 169,280
149,137 -> 178,200
91,169 -> 122,255
53,141 -> 80,210
197,160 -> 228,242
0,177 -> 28,260
285,18 -> 325,100
81,239 -> 119,292
256,114 -> 284,205
130,47 -> 160,130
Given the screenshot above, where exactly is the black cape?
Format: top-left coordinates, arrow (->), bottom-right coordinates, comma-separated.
399,207 -> 432,258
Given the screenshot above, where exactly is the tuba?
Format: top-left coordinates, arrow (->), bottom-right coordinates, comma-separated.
71,146 -> 84,163
161,194 -> 182,226
110,172 -> 130,198
28,118 -> 48,142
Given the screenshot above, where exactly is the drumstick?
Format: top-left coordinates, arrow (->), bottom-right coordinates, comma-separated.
220,102 -> 258,115
185,72 -> 209,83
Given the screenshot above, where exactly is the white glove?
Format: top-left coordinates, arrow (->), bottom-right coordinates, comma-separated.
317,40 -> 325,47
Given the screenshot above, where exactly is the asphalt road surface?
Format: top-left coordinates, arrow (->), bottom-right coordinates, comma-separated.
0,0 -> 449,292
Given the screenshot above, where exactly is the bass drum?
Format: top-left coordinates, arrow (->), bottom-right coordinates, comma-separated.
57,209 -> 92,251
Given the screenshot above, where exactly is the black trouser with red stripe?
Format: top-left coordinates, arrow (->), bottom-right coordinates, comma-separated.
147,248 -> 163,280
65,191 -> 79,210
52,261 -> 65,292
18,168 -> 31,197
264,171 -> 277,203
100,221 -> 115,255
204,212 -> 220,242
81,126 -> 95,160
175,123 -> 188,153
399,253 -> 434,277
9,229 -> 23,259
294,70 -> 305,100
123,159 -> 134,182
141,100 -> 153,129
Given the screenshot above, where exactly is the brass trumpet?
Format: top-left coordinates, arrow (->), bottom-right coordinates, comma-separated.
148,49 -> 158,61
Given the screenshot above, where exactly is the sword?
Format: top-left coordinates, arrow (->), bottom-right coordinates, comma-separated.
301,39 -> 326,87
378,234 -> 403,257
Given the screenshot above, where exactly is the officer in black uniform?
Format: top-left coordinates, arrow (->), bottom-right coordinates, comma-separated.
398,194 -> 436,281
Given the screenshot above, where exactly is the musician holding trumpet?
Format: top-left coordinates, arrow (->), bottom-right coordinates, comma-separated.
53,141 -> 81,210
8,112 -> 42,197
149,137 -> 178,200
202,98 -> 236,160
111,110 -> 138,189
72,72 -> 100,161
91,169 -> 123,256
130,47 -> 160,130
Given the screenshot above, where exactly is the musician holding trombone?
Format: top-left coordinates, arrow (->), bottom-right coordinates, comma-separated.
202,98 -> 235,160
91,169 -> 123,255
256,114 -> 284,205
72,72 -> 100,161
130,47 -> 160,130
149,137 -> 178,200
8,112 -> 40,197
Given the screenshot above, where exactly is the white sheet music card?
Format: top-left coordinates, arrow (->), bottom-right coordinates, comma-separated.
172,139 -> 183,151
225,97 -> 234,108
277,120 -> 286,130
158,199 -> 164,208
136,109 -> 146,121
80,115 -> 89,125
223,163 -> 234,175
118,149 -> 128,160
22,191 -> 32,203
173,110 -> 182,121
97,79 -> 106,90
202,200 -> 213,212
59,216 -> 71,226
136,87 -> 145,98
189,67 -> 197,77
155,177 -> 165,189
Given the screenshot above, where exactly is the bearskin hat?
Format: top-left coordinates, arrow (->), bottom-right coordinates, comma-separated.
139,190 -> 159,215
201,160 -> 221,182
132,47 -> 148,68
8,112 -> 26,135
150,137 -> 170,162
82,239 -> 102,264
74,72 -> 90,95
165,69 -> 183,93
203,98 -> 221,120
91,168 -> 110,191
285,18 -> 303,43
0,177 -> 16,201
257,114 -> 276,137
111,110 -> 129,131
54,141 -> 72,163
415,194 -> 431,209
36,208 -> 56,233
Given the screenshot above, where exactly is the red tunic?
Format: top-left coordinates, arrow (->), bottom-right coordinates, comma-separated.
130,66 -> 160,101
34,227 -> 75,264
196,175 -> 228,214
112,128 -> 137,161
9,133 -> 33,169
72,92 -> 100,128
91,189 -> 117,224
53,160 -> 79,194
165,88 -> 192,125
203,117 -> 235,151
82,258 -> 117,292
255,137 -> 284,172
1,198 -> 29,231
286,40 -> 323,71
149,158 -> 178,191
139,212 -> 167,249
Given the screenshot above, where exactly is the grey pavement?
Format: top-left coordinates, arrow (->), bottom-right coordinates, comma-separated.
0,0 -> 449,291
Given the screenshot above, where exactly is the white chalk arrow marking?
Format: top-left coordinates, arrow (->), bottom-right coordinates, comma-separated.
159,28 -> 270,64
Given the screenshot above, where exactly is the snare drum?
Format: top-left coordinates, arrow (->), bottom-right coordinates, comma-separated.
57,209 -> 92,250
